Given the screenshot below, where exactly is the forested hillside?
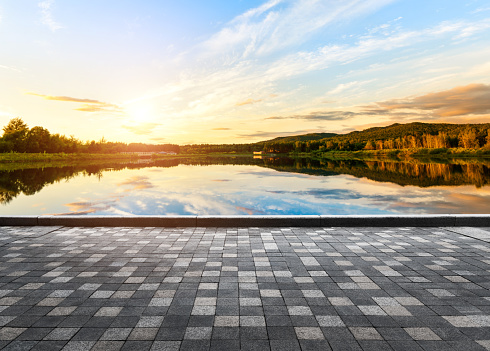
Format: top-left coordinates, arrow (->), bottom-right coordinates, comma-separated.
265,133 -> 337,143
261,122 -> 490,153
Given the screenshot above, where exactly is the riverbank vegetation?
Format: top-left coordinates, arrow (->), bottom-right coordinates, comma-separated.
2,118 -> 490,160
265,122 -> 490,155
0,118 -> 180,154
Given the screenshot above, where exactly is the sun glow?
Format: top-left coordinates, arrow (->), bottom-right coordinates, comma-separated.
126,103 -> 155,123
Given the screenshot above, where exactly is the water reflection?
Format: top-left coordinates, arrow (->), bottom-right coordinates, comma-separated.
1,156 -> 490,215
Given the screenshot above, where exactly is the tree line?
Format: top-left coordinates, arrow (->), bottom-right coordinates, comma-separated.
2,118 -> 490,155
0,118 -> 180,154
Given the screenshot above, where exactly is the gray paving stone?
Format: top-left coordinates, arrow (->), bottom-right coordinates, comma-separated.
1,225 -> 490,349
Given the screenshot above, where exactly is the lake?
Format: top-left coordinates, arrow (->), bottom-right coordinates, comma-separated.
1,156 -> 490,215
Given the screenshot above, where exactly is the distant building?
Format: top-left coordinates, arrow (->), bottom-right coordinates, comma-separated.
121,152 -> 156,156
121,151 -> 156,156
121,151 -> 178,156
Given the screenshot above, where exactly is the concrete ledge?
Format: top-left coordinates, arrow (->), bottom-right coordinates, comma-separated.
321,215 -> 460,227
454,215 -> 490,227
36,216 -> 197,227
0,216 -> 40,226
196,215 -> 322,227
0,215 -> 489,227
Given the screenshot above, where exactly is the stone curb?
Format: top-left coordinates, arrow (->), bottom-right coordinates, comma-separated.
1,215 -> 490,227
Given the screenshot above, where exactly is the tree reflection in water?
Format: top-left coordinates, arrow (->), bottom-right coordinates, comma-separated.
1,157 -> 489,205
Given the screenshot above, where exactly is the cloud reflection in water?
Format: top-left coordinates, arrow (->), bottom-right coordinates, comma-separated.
1,160 -> 490,215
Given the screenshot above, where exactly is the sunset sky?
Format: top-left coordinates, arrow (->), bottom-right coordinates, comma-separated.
1,0 -> 490,145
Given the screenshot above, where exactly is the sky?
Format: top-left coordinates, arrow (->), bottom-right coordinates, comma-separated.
1,0 -> 490,145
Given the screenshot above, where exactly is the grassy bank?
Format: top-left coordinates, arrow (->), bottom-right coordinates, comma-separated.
0,152 -> 255,171
294,148 -> 490,161
0,152 -> 140,164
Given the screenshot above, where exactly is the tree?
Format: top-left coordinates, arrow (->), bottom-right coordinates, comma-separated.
364,140 -> 375,150
485,129 -> 490,149
26,126 -> 51,153
459,128 -> 479,149
2,117 -> 28,137
2,117 -> 29,152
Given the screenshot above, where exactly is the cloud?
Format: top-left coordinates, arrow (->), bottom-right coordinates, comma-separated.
27,93 -> 103,104
122,123 -> 161,135
265,110 -> 422,121
237,129 -> 324,139
61,202 -> 98,215
27,92 -> 124,114
118,2 -> 490,145
0,64 -> 21,72
201,0 -> 397,59
236,98 -> 262,106
235,206 -> 266,215
131,1 -> 401,113
212,127 -> 231,130
328,82 -> 361,95
472,6 -> 490,14
327,80 -> 376,95
74,104 -> 123,113
38,0 -> 62,32
58,198 -> 122,215
266,111 -> 358,121
375,83 -> 490,117
265,83 -> 490,123
149,137 -> 166,142
118,176 -> 155,191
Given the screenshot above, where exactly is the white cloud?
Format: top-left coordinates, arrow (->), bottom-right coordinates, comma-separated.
0,64 -> 21,72
204,0 -> 397,60
327,80 -> 376,96
129,4 -> 490,128
38,0 -> 63,32
471,6 -> 490,14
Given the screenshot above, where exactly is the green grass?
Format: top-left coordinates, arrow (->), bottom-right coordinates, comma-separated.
307,148 -> 490,161
0,152 -> 139,164
0,152 -> 256,171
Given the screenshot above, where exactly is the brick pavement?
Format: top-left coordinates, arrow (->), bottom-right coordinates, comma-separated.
0,225 -> 490,350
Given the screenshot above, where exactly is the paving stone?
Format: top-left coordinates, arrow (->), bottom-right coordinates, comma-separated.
100,328 -> 132,341
294,326 -> 324,339
350,327 -> 383,340
43,327 -> 80,341
91,340 -> 124,351
149,340 -> 181,351
121,340 -> 153,351
184,327 -> 212,339
1,225 -> 490,349
61,340 -> 96,351
404,327 -> 442,340
2,340 -> 39,351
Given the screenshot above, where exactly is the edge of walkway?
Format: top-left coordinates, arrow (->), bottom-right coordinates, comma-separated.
0,215 -> 490,227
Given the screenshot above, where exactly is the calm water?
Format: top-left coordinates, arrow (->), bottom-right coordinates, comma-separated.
1,157 -> 490,215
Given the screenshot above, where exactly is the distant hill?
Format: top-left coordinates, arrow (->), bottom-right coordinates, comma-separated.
260,132 -> 337,143
261,122 -> 490,145
255,122 -> 490,153
327,122 -> 489,142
